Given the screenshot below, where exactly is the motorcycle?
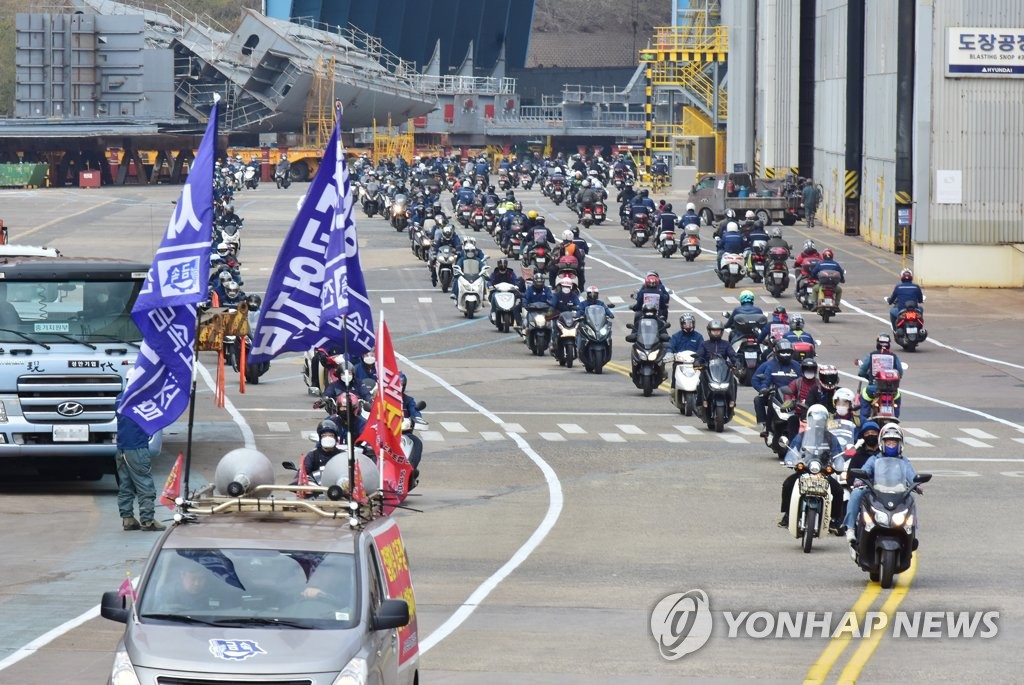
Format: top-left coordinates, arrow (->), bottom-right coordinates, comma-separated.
453,261 -> 489,319
856,367 -> 902,424
577,305 -> 613,374
524,302 -> 553,356
669,350 -> 700,416
848,459 -> 931,588
655,224 -> 677,258
483,203 -> 498,234
524,243 -> 552,275
223,302 -> 270,385
273,164 -> 292,189
362,191 -> 382,218
456,203 -> 473,228
551,184 -> 565,205
390,194 -> 410,231
593,203 -> 607,225
489,282 -> 520,333
814,269 -> 842,323
892,300 -> 927,351
630,211 -> 651,247
729,313 -> 768,386
694,356 -> 738,432
764,385 -> 796,457
795,258 -> 821,310
579,204 -> 597,228
764,247 -> 791,297
552,310 -> 581,368
625,315 -> 669,397
436,244 -> 457,293
519,171 -> 534,190
243,163 -> 259,190
498,173 -> 511,191
401,408 -> 428,485
745,241 -> 768,283
680,225 -> 702,262
785,445 -> 838,553
717,252 -> 746,288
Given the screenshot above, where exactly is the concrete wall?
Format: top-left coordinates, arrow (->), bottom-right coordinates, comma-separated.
812,0 -> 848,229
755,0 -> 800,172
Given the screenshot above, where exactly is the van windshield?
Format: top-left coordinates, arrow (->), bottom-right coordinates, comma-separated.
0,279 -> 142,343
138,548 -> 359,630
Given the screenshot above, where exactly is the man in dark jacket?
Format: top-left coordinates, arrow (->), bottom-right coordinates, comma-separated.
116,408 -> 164,532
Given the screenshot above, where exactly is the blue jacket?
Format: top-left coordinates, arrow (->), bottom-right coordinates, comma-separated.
489,268 -> 518,287
719,232 -> 745,253
632,286 -> 669,314
631,197 -> 657,211
474,162 -> 490,176
855,454 -> 919,486
403,394 -> 422,420
455,188 -> 476,205
783,329 -> 815,346
523,285 -> 552,306
548,291 -> 581,313
812,259 -> 846,282
725,304 -> 765,331
431,227 -> 463,251
887,282 -> 924,310
117,412 -> 151,451
680,210 -> 700,226
667,330 -> 704,354
751,358 -> 801,393
576,299 -> 614,318
694,338 -> 738,367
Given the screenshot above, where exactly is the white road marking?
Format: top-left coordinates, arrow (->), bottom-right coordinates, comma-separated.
600,433 -> 626,443
903,436 -> 933,448
558,423 -> 587,434
903,427 -> 939,439
961,428 -> 996,440
718,433 -> 748,444
480,432 -> 505,441
616,424 -> 645,435
440,421 -> 468,433
419,430 -> 445,442
1015,438 -> 1024,446
501,422 -> 526,432
608,295 -> 625,304
954,437 -> 992,449
761,296 -> 779,304
266,421 -> 290,432
397,354 -> 563,655
684,297 -> 702,303
418,297 -> 433,303
380,296 -> 396,304
728,425 -> 759,435
722,296 -> 739,304
676,425 -> 702,435
539,432 -> 566,441
660,433 -> 689,443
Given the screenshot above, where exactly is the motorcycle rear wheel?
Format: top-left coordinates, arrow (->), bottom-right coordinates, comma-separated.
802,510 -> 818,553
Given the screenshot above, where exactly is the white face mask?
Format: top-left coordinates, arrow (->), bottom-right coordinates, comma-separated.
803,372 -> 816,380
320,436 -> 337,450
835,404 -> 850,417
363,354 -> 375,366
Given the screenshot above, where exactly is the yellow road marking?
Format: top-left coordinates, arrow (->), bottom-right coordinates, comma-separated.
802,581 -> 883,684
21,198 -> 118,240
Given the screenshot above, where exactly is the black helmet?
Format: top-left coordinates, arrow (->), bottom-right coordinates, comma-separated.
487,185 -> 495,193
316,418 -> 340,437
535,215 -> 546,225
801,358 -> 818,375
774,339 -> 793,363
707,319 -> 724,338
876,334 -> 892,352
664,203 -> 673,212
246,293 -> 263,310
497,257 -> 509,271
680,313 -> 695,332
532,273 -> 545,287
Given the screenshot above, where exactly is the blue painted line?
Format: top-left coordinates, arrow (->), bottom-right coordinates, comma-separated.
394,316 -> 487,341
406,334 -> 512,359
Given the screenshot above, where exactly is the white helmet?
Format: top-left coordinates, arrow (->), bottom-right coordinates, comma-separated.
726,221 -> 739,232
833,388 -> 856,405
562,229 -> 575,242
686,202 -> 695,212
745,210 -> 755,219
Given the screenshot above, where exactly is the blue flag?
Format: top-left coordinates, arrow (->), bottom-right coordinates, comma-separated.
250,108 -> 375,363
117,101 -> 218,433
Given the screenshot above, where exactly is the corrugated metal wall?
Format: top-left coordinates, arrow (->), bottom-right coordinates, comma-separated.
922,0 -> 1024,245
813,0 -> 848,228
859,1 -> 899,248
756,0 -> 800,173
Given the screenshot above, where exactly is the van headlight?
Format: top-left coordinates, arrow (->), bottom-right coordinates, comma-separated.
333,656 -> 368,685
111,647 -> 141,685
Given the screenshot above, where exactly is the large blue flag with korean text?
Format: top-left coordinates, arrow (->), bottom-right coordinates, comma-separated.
117,101 -> 218,433
249,106 -> 375,363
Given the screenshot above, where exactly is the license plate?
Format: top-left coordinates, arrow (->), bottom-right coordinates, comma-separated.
823,298 -> 834,306
745,352 -> 758,359
906,326 -> 918,334
729,264 -> 739,273
53,424 -> 89,442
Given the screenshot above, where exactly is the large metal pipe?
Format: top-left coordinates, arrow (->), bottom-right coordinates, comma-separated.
723,0 -> 755,171
797,0 -> 815,178
844,0 -> 865,235
894,0 -> 915,253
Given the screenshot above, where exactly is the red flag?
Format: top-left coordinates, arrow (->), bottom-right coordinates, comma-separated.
296,457 -> 310,499
117,576 -> 137,602
159,453 -> 184,510
356,319 -> 414,514
352,455 -> 368,505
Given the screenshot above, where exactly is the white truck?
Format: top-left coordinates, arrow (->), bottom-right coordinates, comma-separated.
0,251 -> 161,479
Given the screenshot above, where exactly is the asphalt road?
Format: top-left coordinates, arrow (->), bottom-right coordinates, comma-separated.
0,181 -> 1022,684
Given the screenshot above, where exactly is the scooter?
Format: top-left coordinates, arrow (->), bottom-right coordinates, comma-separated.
669,350 -> 700,416
453,261 -> 489,319
577,305 -> 613,374
489,282 -> 520,333
552,310 -> 580,368
892,299 -> 928,352
717,252 -> 746,288
763,247 -> 791,297
680,225 -> 702,262
655,224 -> 677,258
814,269 -> 842,323
629,211 -> 652,247
390,194 -> 409,232
435,245 -> 458,293
745,242 -> 767,283
524,302 -> 552,356
625,315 -> 669,397
848,460 -> 931,588
694,356 -> 737,432
273,164 -> 291,189
786,448 -> 837,553
729,313 -> 768,386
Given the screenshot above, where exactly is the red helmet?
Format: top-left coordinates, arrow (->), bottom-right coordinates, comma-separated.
822,248 -> 834,260
900,268 -> 913,282
645,274 -> 660,289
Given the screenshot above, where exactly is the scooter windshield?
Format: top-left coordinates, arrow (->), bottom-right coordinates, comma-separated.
637,318 -> 661,347
872,458 -> 911,494
583,305 -> 608,330
461,259 -> 481,277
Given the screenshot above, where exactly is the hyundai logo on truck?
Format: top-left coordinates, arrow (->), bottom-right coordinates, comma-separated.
57,402 -> 85,417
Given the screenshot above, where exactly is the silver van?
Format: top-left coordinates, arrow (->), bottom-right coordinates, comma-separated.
100,465 -> 419,685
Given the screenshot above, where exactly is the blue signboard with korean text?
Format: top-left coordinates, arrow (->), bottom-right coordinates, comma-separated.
947,27 -> 1024,77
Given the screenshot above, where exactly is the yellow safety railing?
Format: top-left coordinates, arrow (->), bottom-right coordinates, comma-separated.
650,61 -> 727,122
650,25 -> 728,53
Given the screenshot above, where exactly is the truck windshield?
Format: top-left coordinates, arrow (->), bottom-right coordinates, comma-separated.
0,279 -> 142,344
139,548 -> 359,630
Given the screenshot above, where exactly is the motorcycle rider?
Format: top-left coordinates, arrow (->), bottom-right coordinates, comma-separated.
752,339 -> 801,438
766,226 -> 793,254
844,423 -> 921,544
782,313 -> 815,348
843,420 -> 881,484
654,203 -> 679,249
811,248 -> 846,310
220,280 -> 247,307
680,202 -> 700,227
793,240 -> 821,271
522,215 -> 556,260
887,268 -> 925,328
716,221 -> 746,267
521,273 -> 553,339
828,387 -> 861,448
616,182 -> 637,209
301,418 -> 345,476
778,403 -> 846,531
780,358 -> 826,439
631,273 -> 670,325
577,179 -> 599,217
429,221 -> 463,287
725,290 -> 764,342
452,237 -> 485,301
559,229 -> 589,289
630,188 -> 657,212
858,334 -> 904,383
351,350 -> 379,401
816,364 -> 841,413
547,276 -> 581,357
454,183 -> 476,211
576,285 -> 615,319
693,319 -> 738,368
759,305 -> 791,345
667,312 -> 704,353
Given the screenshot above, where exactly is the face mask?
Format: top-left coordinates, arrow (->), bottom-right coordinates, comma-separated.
862,435 -> 879,450
363,355 -> 375,366
835,405 -> 850,417
320,436 -> 337,450
882,442 -> 900,457
803,372 -> 816,380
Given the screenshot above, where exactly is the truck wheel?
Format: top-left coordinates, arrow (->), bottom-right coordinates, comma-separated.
755,209 -> 772,225
781,214 -> 796,226
700,208 -> 714,227
290,161 -> 310,182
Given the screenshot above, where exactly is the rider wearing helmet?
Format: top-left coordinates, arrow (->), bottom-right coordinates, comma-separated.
766,226 -> 793,254
751,338 -> 802,437
793,240 -> 821,270
429,219 -> 463,286
575,284 -> 615,321
301,417 -> 348,474
844,423 -> 921,543
858,333 -> 904,383
632,272 -> 670,324
811,248 -> 847,310
759,305 -> 791,344
816,364 -> 841,410
717,221 -> 746,267
668,312 -> 704,354
725,290 -> 765,341
780,358 -> 827,439
221,279 -> 246,306
522,272 -> 552,329
886,268 -> 925,328
828,387 -> 860,449
779,403 -> 846,531
681,202 -> 700,226
782,313 -> 815,347
452,237 -> 485,300
694,319 -> 738,368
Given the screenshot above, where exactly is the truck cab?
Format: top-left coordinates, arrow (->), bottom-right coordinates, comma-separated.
688,173 -> 800,227
0,255 -> 159,478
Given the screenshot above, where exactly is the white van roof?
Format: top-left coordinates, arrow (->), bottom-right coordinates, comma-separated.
0,244 -> 62,257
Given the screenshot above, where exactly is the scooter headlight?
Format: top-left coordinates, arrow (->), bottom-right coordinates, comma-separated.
808,460 -> 822,474
710,381 -> 732,390
533,314 -> 547,327
871,507 -> 890,526
598,325 -> 611,337
891,510 -> 908,527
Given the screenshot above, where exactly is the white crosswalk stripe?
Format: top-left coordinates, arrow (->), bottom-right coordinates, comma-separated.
480,432 -> 505,441
676,425 -> 703,435
660,433 -> 688,443
420,430 -> 445,442
502,423 -> 526,433
728,425 -> 758,436
266,421 -> 290,432
902,427 -> 939,439
608,296 -> 625,304
954,437 -> 992,449
722,296 -> 739,304
761,296 -> 779,304
380,297 -> 396,304
600,433 -> 626,443
616,424 -> 645,435
440,421 -> 467,433
903,436 -> 933,448
684,297 -> 702,304
558,423 -> 587,434
418,297 -> 433,303
539,432 -> 566,442
960,428 -> 996,440
717,433 -> 748,444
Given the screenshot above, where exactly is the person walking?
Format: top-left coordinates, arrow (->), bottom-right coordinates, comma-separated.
802,180 -> 820,228
116,409 -> 165,532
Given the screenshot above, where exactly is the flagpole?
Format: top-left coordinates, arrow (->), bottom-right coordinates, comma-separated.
182,93 -> 220,501
377,310 -> 385,503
